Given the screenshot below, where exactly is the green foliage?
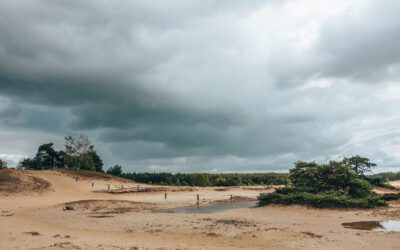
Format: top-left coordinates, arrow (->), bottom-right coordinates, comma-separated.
0,159 -> 7,169
258,158 -> 386,208
371,172 -> 400,181
19,143 -> 63,170
88,150 -> 103,172
19,158 -> 39,169
106,165 -> 123,176
289,160 -> 373,197
343,155 -> 376,175
362,175 -> 394,189
17,135 -> 104,172
35,143 -> 64,169
257,191 -> 385,208
79,154 -> 96,171
379,193 -> 400,201
64,135 -> 93,170
120,172 -> 290,186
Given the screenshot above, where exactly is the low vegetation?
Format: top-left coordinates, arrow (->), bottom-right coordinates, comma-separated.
57,168 -> 114,180
371,171 -> 400,181
258,189 -> 385,208
106,165 -> 123,176
0,169 -> 51,194
258,157 -> 388,208
119,172 -> 290,186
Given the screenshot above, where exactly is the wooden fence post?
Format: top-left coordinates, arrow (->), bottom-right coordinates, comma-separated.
108,184 -> 110,191
165,193 -> 167,199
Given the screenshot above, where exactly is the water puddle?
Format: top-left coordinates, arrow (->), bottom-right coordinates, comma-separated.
342,220 -> 400,231
158,200 -> 257,214
89,215 -> 114,218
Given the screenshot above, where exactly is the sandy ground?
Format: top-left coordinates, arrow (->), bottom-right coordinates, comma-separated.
1,170 -> 400,250
390,180 -> 400,188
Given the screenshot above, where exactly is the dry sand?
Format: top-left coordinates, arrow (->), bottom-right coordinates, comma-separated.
1,169 -> 400,249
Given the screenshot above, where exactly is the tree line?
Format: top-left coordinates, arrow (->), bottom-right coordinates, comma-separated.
371,171 -> 400,181
120,172 -> 290,186
6,138 -> 394,189
112,155 -> 386,187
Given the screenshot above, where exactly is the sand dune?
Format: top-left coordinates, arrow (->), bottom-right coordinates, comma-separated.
1,169 -> 400,249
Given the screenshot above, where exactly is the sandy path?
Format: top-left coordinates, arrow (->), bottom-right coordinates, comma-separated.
1,170 -> 400,249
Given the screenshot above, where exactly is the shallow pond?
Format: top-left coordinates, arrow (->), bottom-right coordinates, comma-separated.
158,200 -> 258,214
342,220 -> 400,231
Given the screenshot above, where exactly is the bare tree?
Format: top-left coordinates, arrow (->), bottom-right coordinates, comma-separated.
64,135 -> 93,169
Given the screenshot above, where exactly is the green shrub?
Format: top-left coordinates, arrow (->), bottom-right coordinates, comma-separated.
363,176 -> 395,189
0,159 -> 6,169
379,193 -> 400,201
347,178 -> 373,198
289,160 -> 373,196
257,190 -> 386,208
258,159 -> 387,209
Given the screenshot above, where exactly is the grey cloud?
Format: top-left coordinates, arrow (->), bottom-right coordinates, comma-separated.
316,1 -> 400,81
0,0 -> 399,172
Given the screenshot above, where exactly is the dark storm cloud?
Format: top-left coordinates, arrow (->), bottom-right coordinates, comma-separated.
0,0 -> 399,171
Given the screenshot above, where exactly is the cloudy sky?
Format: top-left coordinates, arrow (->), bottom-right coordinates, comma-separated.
0,0 -> 400,172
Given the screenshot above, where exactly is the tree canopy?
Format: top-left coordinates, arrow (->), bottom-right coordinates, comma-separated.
289,160 -> 372,198
35,143 -> 64,169
120,172 -> 290,186
343,155 -> 377,175
0,159 -> 7,169
106,165 -> 123,176
258,158 -> 385,208
18,135 -> 103,172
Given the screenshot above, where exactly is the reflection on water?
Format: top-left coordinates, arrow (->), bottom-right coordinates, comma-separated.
158,201 -> 258,214
342,220 -> 400,231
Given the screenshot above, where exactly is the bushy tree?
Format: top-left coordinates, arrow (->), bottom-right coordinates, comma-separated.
19,158 -> 39,169
290,160 -> 372,197
0,159 -> 7,169
18,143 -> 63,170
289,161 -> 320,191
35,143 -> 64,169
107,165 -> 123,176
258,158 -> 383,208
79,154 -> 96,171
88,150 -> 103,172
